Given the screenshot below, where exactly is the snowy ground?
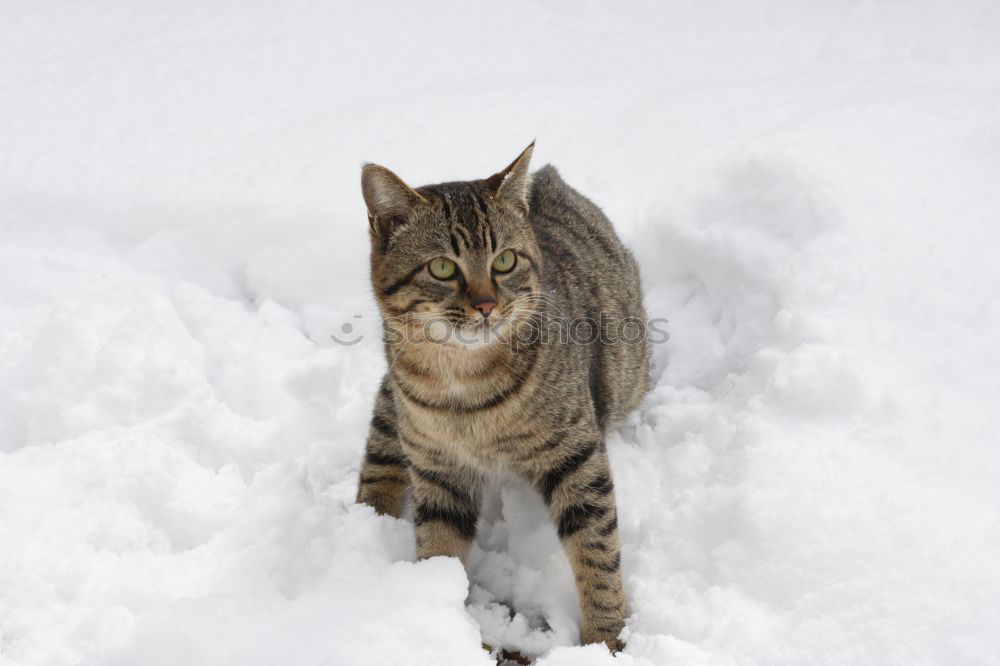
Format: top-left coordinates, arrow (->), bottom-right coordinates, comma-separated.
2,1 -> 1000,664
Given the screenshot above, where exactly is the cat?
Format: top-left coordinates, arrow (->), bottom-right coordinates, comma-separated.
355,143 -> 650,650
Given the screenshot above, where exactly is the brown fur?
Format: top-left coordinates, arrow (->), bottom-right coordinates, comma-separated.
356,144 -> 649,649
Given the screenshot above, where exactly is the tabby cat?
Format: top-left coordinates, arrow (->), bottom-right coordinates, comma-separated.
355,143 -> 649,650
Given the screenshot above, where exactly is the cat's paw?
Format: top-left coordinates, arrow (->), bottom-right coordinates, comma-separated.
356,481 -> 406,518
580,621 -> 625,653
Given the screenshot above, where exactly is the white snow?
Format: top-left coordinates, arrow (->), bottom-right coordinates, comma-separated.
2,1 -> 999,664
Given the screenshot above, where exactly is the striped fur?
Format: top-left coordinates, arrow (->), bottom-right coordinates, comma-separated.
356,144 -> 649,650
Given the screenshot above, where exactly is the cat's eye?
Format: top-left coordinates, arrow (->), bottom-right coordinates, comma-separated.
428,257 -> 457,279
492,249 -> 517,273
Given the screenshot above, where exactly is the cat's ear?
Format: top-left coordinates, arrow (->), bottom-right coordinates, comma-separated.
361,163 -> 427,237
486,141 -> 534,214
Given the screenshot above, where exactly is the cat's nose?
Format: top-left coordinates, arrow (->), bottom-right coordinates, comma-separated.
472,297 -> 496,317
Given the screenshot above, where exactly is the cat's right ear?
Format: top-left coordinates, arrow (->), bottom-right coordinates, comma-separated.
361,163 -> 426,239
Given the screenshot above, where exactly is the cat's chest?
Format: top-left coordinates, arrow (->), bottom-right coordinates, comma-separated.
392,344 -> 545,468
407,404 -> 510,460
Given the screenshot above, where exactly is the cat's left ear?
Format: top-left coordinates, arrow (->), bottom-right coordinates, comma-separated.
486,141 -> 534,215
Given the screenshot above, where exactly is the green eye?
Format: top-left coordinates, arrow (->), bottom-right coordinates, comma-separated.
492,249 -> 517,273
428,257 -> 457,279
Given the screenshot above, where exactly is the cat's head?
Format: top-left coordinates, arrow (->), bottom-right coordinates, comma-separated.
362,143 -> 542,350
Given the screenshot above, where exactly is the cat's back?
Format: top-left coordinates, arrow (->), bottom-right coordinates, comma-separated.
529,166 -> 632,274
527,165 -> 650,429
528,165 -> 642,311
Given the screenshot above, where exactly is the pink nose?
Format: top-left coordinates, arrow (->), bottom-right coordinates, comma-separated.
473,298 -> 496,316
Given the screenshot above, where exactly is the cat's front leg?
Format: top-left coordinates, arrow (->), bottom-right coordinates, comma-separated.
405,446 -> 484,562
357,376 -> 409,517
538,440 -> 626,650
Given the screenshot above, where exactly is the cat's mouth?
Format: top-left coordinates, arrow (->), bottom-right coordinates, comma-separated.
454,315 -> 509,343
421,309 -> 517,350
407,300 -> 538,351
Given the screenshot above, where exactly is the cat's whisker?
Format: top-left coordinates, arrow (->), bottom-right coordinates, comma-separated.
507,292 -> 572,319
